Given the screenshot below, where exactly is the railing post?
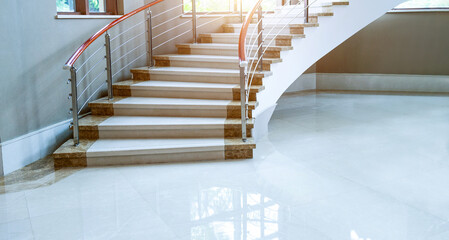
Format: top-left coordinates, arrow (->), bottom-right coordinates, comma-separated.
69,67 -> 80,146
239,61 -> 248,142
192,0 -> 197,43
257,4 -> 263,72
304,0 -> 309,23
146,9 -> 154,67
240,0 -> 244,23
105,32 -> 113,100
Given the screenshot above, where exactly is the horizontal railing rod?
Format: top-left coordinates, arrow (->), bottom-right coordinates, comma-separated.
111,31 -> 146,54
110,19 -> 147,41
112,51 -> 147,78
76,56 -> 107,87
111,41 -> 147,65
76,45 -> 105,72
78,82 -> 107,114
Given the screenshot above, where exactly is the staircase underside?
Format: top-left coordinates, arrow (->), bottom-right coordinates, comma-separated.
54,0 -> 403,168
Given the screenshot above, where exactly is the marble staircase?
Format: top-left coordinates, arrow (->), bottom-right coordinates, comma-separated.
53,1 -> 350,168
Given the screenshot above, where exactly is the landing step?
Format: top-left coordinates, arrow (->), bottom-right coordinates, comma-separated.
131,66 -> 272,84
153,54 -> 282,64
177,43 -> 293,52
113,79 -> 263,100
53,138 -> 256,168
78,115 -> 254,139
89,97 -> 258,118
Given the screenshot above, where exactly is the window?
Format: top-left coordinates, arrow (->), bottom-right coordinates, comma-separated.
395,0 -> 449,9
56,0 -> 118,15
182,0 -> 276,14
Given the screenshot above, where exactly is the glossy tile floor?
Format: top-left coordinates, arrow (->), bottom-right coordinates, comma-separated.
2,92 -> 449,240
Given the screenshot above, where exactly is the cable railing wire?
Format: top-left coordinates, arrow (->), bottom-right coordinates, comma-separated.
76,45 -> 105,72
76,56 -> 106,87
78,82 -> 107,114
112,51 -> 147,78
112,41 -> 147,66
111,31 -> 146,54
110,19 -> 147,41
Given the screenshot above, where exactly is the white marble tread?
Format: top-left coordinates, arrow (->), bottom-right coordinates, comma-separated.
131,80 -> 237,90
98,116 -> 227,130
177,43 -> 290,50
144,66 -> 241,76
87,138 -> 226,157
114,97 -> 231,109
154,54 -> 280,63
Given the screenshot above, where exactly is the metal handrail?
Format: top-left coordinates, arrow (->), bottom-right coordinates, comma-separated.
238,0 -> 318,141
64,0 -> 165,69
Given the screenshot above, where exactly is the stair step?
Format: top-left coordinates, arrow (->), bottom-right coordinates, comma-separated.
89,97 -> 257,118
131,66 -> 272,84
200,33 -> 305,46
223,23 -> 318,34
78,115 -> 254,139
113,79 -> 263,100
53,138 -> 256,168
153,54 -> 281,70
176,43 -> 292,58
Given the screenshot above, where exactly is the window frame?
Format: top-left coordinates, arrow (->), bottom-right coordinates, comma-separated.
393,0 -> 449,10
57,0 -> 119,16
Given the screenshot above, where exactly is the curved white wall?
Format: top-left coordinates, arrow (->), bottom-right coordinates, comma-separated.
253,0 -> 406,139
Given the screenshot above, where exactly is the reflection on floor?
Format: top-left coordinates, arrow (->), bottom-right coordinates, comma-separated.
1,92 -> 449,239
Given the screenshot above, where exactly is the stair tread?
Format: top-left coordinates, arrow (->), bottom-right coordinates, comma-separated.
176,43 -> 293,51
79,115 -> 253,128
54,138 -> 255,157
223,22 -> 319,28
154,54 -> 282,63
114,80 -> 264,91
132,66 -> 273,77
200,33 -> 306,39
91,97 -> 257,108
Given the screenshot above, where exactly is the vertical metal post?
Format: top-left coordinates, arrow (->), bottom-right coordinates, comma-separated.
70,67 -> 80,146
146,10 -> 154,67
240,0 -> 243,23
105,32 -> 113,100
192,0 -> 197,43
239,62 -> 248,142
257,5 -> 263,72
304,0 -> 309,23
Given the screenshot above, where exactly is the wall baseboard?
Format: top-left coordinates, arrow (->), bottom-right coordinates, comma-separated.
316,73 -> 449,93
0,120 -> 71,176
286,73 -> 317,93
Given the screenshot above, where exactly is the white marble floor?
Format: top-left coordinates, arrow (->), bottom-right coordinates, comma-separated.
1,92 -> 449,240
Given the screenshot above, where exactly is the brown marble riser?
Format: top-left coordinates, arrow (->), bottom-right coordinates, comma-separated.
131,72 -> 265,85
113,88 -> 258,101
177,48 -> 282,59
89,106 -> 254,118
154,60 -> 273,71
53,138 -> 256,169
79,127 -> 253,140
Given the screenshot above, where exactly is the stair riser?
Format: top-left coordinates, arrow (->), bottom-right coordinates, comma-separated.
154,60 -> 272,71
224,26 -> 303,35
79,127 -> 253,139
55,148 -> 252,168
91,107 -> 253,118
178,48 -> 281,58
132,72 -> 264,85
114,88 -> 257,101
200,37 -> 290,46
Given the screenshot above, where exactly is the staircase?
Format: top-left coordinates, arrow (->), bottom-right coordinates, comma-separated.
54,0 -> 404,168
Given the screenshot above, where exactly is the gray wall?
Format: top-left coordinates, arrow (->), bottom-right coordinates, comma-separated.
316,12 -> 449,75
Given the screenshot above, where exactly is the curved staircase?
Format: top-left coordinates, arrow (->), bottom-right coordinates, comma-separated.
54,0 -> 404,168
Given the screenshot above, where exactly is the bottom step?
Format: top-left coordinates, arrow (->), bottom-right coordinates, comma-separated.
53,138 -> 255,168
